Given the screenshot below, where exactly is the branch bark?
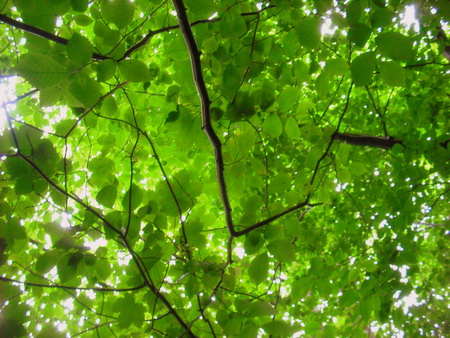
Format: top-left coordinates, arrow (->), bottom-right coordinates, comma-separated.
0,14 -> 107,60
172,0 -> 236,238
333,132 -> 403,149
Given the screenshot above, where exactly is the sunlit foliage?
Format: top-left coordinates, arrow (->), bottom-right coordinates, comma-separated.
0,0 -> 449,336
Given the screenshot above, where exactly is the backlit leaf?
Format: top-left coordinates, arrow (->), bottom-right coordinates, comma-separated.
101,0 -> 134,29
262,113 -> 282,138
380,61 -> 405,87
69,73 -> 102,107
350,52 -> 376,86
119,59 -> 151,82
122,184 -> 143,212
248,253 -> 269,285
67,33 -> 93,66
15,54 -> 67,89
262,321 -> 300,336
295,16 -> 321,50
96,185 -> 117,208
376,32 -> 415,61
284,116 -> 300,139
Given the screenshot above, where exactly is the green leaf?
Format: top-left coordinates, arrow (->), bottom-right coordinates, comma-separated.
340,289 -> 360,307
267,239 -> 296,262
380,61 -> 405,87
346,0 -> 361,25
248,253 -> 269,285
71,0 -> 89,12
247,301 -> 277,317
262,113 -> 282,138
97,59 -> 117,82
244,231 -> 264,255
57,253 -> 78,282
35,251 -> 59,274
15,53 -> 67,89
74,14 -> 93,26
96,185 -> 117,208
122,184 -> 143,212
219,10 -> 247,40
350,52 -> 376,86
278,87 -> 299,112
165,110 -> 180,123
304,321 -> 322,334
324,58 -> 349,76
94,21 -> 108,37
348,23 -> 371,48
96,259 -> 112,280
222,64 -> 241,100
371,8 -> 394,28
67,33 -> 93,66
186,0 -> 220,19
69,73 -> 102,108
295,16 -> 321,50
15,176 -> 33,195
262,321 -> 299,336
284,117 -> 300,139
309,256 -> 324,275
348,268 -> 359,282
376,32 -> 415,61
119,59 -> 151,82
315,73 -> 331,98
101,0 -> 134,29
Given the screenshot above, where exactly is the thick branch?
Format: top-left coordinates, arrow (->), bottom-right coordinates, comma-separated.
0,276 -> 145,292
172,0 -> 236,237
0,14 -> 107,60
333,132 -> 403,149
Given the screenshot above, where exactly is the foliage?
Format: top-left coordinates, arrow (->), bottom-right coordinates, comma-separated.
0,0 -> 449,336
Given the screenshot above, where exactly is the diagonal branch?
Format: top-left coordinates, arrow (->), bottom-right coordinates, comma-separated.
122,5 -> 275,59
234,202 -> 323,237
0,14 -> 107,60
5,113 -> 195,336
172,0 -> 236,237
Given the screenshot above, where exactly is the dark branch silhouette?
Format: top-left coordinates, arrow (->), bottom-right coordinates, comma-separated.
0,14 -> 108,60
0,276 -> 146,292
333,132 -> 404,149
1,6 -> 276,62
172,0 -> 236,240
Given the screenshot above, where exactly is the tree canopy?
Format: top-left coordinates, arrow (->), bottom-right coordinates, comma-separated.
0,0 -> 449,336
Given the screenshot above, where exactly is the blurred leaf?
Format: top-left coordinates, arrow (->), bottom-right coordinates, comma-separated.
119,59 -> 151,82
295,16 -> 321,50
101,0 -> 134,29
376,32 -> 415,61
350,52 -> 376,86
248,253 -> 269,285
67,33 -> 93,66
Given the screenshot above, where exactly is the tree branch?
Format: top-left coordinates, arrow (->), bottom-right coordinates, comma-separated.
122,5 -> 275,59
0,276 -> 145,292
234,201 -> 320,237
0,14 -> 107,60
333,132 -> 403,149
172,0 -> 236,237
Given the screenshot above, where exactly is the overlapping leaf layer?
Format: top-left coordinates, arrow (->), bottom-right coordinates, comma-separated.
0,0 -> 448,336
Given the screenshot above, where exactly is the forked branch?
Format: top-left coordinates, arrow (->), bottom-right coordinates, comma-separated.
172,0 -> 236,237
